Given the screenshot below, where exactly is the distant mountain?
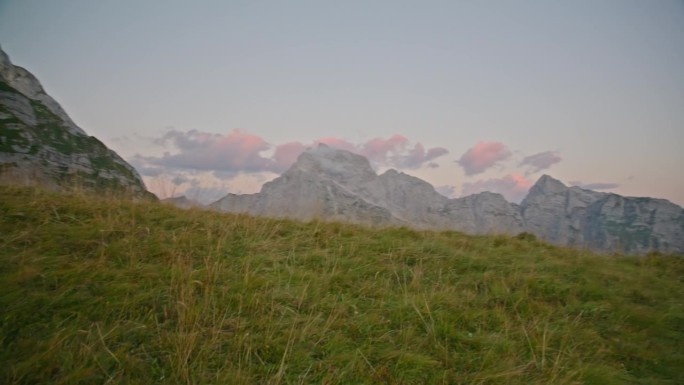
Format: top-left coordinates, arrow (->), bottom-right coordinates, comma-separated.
211,145 -> 401,226
211,144 -> 524,234
0,46 -> 152,198
521,175 -> 684,254
211,144 -> 684,255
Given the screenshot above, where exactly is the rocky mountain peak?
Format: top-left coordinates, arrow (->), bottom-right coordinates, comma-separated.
0,48 -> 11,73
526,174 -> 567,196
211,147 -> 683,254
0,46 -> 84,136
290,143 -> 376,183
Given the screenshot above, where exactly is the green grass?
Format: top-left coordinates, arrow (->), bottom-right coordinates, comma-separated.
1,186 -> 682,384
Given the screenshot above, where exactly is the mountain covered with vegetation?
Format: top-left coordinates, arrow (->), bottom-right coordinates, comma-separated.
1,185 -> 682,384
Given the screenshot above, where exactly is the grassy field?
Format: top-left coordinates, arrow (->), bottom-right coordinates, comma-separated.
1,185 -> 682,384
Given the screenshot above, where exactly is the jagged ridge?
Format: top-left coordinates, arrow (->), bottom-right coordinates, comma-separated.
211,144 -> 684,255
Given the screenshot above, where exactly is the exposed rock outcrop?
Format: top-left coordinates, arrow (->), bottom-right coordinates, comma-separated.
0,46 -> 152,198
520,175 -> 607,247
521,176 -> 684,254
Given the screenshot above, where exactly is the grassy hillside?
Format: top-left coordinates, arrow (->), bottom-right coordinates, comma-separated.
1,186 -> 682,384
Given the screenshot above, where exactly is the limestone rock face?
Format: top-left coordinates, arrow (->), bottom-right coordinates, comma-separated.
369,170 -> 450,226
521,175 -> 684,254
520,175 -> 607,247
0,46 -> 152,198
581,194 -> 684,254
445,192 -> 525,234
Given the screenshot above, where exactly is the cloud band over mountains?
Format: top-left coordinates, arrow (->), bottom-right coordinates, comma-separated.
134,129 -> 449,179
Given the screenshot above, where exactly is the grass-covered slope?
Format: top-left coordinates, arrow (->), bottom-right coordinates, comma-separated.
1,186 -> 682,384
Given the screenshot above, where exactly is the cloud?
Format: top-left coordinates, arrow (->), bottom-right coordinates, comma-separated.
171,175 -> 190,185
129,156 -> 164,176
391,143 -> 449,169
457,141 -> 511,176
272,141 -> 307,172
147,128 -> 275,173
569,181 -> 620,191
276,134 -> 448,171
461,173 -> 533,203
137,165 -> 164,177
211,170 -> 240,180
520,151 -> 562,174
359,134 -> 409,163
136,129 -> 450,193
427,147 -> 449,160
284,135 -> 449,170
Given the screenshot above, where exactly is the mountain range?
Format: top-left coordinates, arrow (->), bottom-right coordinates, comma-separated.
1,45 -> 681,255
210,144 -> 684,255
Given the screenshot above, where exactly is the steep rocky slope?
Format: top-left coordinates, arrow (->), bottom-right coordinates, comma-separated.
0,46 -> 151,197
521,175 -> 684,254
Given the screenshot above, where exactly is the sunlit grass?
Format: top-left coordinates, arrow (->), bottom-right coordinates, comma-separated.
1,185 -> 682,384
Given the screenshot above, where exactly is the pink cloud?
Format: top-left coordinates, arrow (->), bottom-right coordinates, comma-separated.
139,129 -> 449,180
273,141 -> 307,172
276,135 -> 448,171
461,173 -> 533,202
144,128 -> 274,173
360,135 -> 409,163
520,151 -> 562,174
457,141 -> 511,176
392,142 -> 449,169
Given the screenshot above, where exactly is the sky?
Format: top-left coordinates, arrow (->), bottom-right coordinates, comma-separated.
1,0 -> 683,205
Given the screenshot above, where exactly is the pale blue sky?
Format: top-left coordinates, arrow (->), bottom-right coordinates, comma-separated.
1,0 -> 683,204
